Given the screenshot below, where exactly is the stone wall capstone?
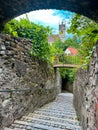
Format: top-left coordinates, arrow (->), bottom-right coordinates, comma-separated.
0,34 -> 61,129
73,43 -> 98,130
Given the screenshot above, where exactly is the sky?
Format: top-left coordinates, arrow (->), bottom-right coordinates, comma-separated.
16,9 -> 74,37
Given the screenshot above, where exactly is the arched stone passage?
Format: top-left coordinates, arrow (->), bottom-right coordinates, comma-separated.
0,0 -> 98,26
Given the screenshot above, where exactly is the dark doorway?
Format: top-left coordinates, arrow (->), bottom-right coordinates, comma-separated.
62,78 -> 73,93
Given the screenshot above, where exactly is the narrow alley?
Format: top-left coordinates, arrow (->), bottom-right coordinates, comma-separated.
5,93 -> 81,130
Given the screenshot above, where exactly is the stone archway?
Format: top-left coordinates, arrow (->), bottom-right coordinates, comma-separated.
0,1 -> 98,130
0,0 -> 98,26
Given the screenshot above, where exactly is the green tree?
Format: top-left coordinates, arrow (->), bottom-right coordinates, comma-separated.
60,68 -> 76,83
64,36 -> 80,49
50,38 -> 67,63
67,14 -> 98,66
51,39 -> 65,53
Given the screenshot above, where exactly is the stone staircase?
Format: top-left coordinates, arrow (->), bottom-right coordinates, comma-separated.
4,93 -> 81,130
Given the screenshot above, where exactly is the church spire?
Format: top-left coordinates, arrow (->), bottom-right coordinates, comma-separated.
59,20 -> 66,42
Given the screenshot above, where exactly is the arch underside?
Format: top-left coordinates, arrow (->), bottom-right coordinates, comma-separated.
0,0 -> 98,25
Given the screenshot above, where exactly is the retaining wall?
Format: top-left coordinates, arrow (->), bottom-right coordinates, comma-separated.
73,43 -> 98,130
0,34 -> 61,129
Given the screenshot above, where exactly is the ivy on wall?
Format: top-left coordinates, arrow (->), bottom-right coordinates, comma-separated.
3,15 -> 52,62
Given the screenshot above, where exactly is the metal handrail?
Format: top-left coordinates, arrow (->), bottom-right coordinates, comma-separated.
53,54 -> 81,65
0,88 -> 31,93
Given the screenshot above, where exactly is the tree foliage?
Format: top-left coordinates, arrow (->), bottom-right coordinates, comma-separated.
60,68 -> 76,83
3,16 -> 52,62
64,36 -> 80,49
67,14 -> 98,67
50,36 -> 80,56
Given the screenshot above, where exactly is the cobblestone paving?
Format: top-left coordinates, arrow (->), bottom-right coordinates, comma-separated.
4,93 -> 81,130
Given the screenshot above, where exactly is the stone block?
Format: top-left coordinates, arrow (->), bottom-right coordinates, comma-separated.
95,62 -> 98,69
2,99 -> 11,108
0,45 -> 6,50
0,51 -> 5,55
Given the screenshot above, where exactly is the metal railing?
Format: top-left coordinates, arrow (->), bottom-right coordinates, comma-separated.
0,88 -> 31,93
53,54 -> 81,65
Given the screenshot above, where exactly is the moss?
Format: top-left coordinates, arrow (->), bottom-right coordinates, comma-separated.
28,82 -> 37,88
10,42 -> 16,47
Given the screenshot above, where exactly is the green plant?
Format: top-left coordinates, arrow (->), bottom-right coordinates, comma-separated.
60,68 -> 76,83
67,14 -> 98,67
3,15 -> 52,62
64,37 -> 81,49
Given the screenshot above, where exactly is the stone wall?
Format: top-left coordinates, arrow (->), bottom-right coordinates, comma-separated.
73,43 -> 98,130
0,34 -> 61,129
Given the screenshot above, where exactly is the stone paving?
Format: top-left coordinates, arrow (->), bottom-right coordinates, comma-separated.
4,93 -> 81,130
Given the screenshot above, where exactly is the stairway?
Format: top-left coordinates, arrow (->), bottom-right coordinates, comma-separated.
4,93 -> 81,130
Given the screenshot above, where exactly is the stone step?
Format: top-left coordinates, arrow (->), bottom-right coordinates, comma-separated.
40,106 -> 76,112
11,119 -> 81,130
4,93 -> 81,130
42,108 -> 75,113
32,111 -> 77,120
22,114 -> 79,124
4,128 -> 14,130
21,115 -> 80,127
36,109 -> 76,115
41,106 -> 75,111
4,128 -> 23,130
11,120 -> 66,130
